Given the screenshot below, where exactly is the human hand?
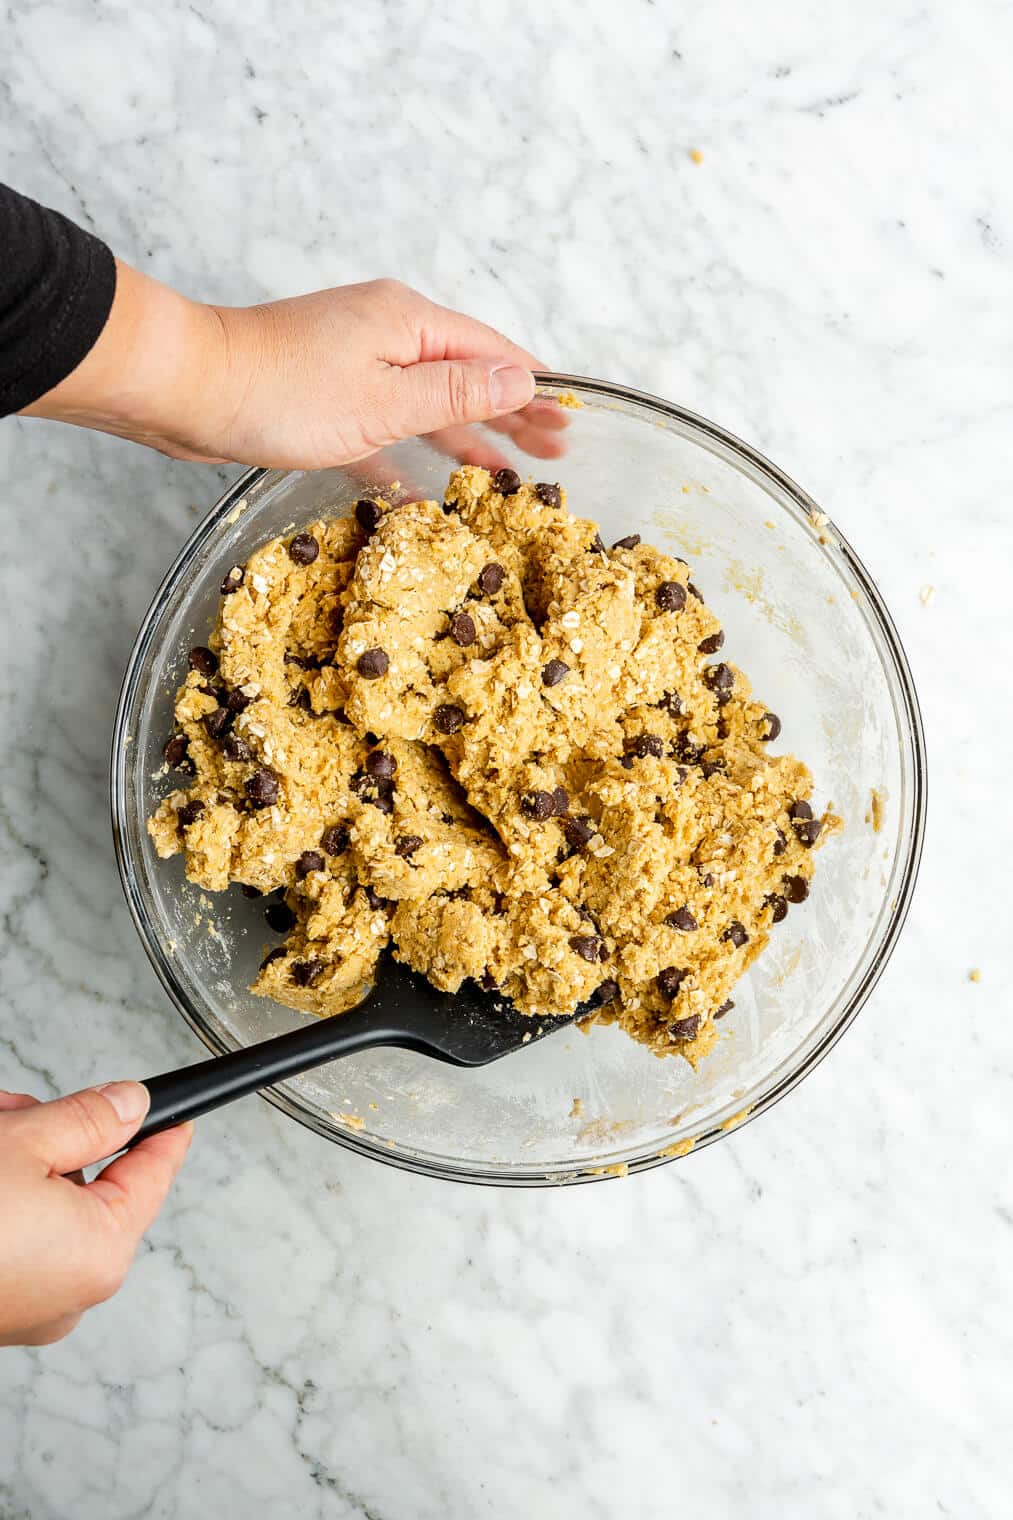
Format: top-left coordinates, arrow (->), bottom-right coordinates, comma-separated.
23,265 -> 568,469
0,1084 -> 192,1347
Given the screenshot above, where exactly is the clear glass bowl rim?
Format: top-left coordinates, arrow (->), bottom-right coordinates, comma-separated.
110,372 -> 927,1187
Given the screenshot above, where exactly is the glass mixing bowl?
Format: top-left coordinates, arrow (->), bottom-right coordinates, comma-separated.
111,374 -> 925,1185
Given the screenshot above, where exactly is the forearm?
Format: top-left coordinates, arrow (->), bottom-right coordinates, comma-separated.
22,259 -> 229,460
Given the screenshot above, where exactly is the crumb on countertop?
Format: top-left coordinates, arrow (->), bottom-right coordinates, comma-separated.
920,584 -> 936,606
969,967 -> 982,983
689,148 -> 704,164
568,1096 -> 584,1119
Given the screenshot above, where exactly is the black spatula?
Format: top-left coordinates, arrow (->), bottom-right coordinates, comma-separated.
129,951 -> 598,1147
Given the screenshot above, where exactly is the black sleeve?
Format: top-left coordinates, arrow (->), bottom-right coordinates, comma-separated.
0,182 -> 117,417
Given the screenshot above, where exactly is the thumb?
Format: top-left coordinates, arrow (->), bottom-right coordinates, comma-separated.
10,1081 -> 150,1174
381,359 -> 535,438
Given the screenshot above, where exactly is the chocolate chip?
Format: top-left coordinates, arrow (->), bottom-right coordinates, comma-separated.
357,647 -> 389,679
563,816 -> 595,850
321,825 -> 349,855
569,934 -> 606,963
226,687 -> 254,715
477,562 -> 505,595
672,733 -> 706,765
789,800 -> 813,820
450,611 -> 477,646
713,999 -> 735,1020
772,828 -> 787,857
687,582 -> 703,601
433,703 -> 465,735
178,799 -> 205,828
700,871 -> 715,888
703,662 -> 734,692
479,970 -> 498,990
590,533 -> 606,553
766,893 -> 788,923
188,646 -> 218,677
245,768 -> 280,808
722,920 -> 749,948
549,786 -> 569,816
665,907 -> 698,932
657,966 -> 688,999
222,732 -> 253,763
658,690 -> 683,717
260,947 -> 287,971
700,758 -> 725,779
395,834 -> 424,859
163,733 -> 190,768
595,978 -> 620,1005
761,711 -> 782,742
698,630 -> 725,654
783,873 -> 810,903
716,716 -> 730,739
284,652 -> 309,669
520,789 -> 555,821
493,467 -> 521,495
221,566 -> 244,595
535,482 -> 561,508
291,958 -> 325,987
295,850 -> 325,880
542,658 -> 570,687
351,770 -> 393,810
365,749 -> 397,779
362,885 -> 390,911
612,533 -> 641,550
240,883 -> 262,898
265,902 -> 296,933
288,532 -> 319,565
355,498 -> 383,533
655,580 -> 687,613
623,734 -> 664,759
203,706 -> 233,741
670,1014 -> 702,1042
290,686 -> 313,712
794,818 -> 821,847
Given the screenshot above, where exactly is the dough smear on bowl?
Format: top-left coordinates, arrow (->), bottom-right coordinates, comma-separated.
149,466 -> 839,1060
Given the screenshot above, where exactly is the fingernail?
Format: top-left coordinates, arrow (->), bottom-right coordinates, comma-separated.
489,364 -> 534,411
97,1081 -> 150,1125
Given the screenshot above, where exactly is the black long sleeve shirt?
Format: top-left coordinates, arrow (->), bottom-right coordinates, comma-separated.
0,182 -> 116,416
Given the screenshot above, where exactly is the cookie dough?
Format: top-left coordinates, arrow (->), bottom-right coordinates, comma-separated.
149,467 -> 839,1059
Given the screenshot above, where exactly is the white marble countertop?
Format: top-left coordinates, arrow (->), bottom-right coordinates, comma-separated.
2,2 -> 1010,1514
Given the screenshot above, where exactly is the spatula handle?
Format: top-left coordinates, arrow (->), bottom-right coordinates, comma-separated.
131,1004 -> 400,1144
